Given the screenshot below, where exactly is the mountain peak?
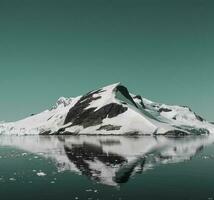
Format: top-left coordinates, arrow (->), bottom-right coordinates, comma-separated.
0,83 -> 213,136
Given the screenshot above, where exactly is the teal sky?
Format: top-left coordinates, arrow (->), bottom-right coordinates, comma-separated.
0,0 -> 214,121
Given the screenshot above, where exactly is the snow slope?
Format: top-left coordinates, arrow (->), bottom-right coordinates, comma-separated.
0,83 -> 213,135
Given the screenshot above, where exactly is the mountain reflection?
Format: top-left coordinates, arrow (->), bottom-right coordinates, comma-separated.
0,134 -> 213,186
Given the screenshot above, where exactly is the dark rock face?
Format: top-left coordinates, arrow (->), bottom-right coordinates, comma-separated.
65,103 -> 127,128
172,116 -> 177,120
64,88 -> 128,128
64,88 -> 103,125
160,130 -> 189,136
116,85 -> 138,108
99,139 -> 121,145
158,108 -> 172,113
172,125 -> 209,135
133,95 -> 145,108
194,112 -> 204,122
97,124 -> 121,131
189,128 -> 209,135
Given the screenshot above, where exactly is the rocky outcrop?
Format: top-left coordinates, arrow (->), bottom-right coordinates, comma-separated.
64,87 -> 128,128
97,124 -> 121,131
158,108 -> 172,112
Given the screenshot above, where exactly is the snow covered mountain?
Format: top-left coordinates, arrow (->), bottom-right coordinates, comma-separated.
0,83 -> 213,135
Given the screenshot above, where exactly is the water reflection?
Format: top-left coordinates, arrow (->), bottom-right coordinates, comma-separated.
0,134 -> 214,186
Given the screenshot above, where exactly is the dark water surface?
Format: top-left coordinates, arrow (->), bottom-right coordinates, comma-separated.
0,135 -> 214,200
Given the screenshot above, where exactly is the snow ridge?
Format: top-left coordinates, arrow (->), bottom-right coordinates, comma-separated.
0,83 -> 213,135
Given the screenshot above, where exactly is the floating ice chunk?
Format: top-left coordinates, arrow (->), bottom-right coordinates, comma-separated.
203,156 -> 209,160
86,189 -> 93,192
36,172 -> 46,176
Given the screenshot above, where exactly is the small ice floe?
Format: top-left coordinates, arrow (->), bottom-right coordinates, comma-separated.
9,178 -> 16,181
202,156 -> 210,160
32,169 -> 37,172
85,189 -> 93,192
36,172 -> 46,176
50,181 -> 55,184
75,197 -> 79,200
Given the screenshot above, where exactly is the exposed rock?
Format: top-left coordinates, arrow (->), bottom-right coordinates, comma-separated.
123,131 -> 139,135
116,85 -> 138,108
64,89 -> 104,125
194,112 -> 204,122
68,103 -> 128,128
99,139 -> 121,145
2,83 -> 213,136
64,87 -> 128,128
97,124 -> 121,131
156,130 -> 189,136
158,108 -> 172,112
189,128 -> 209,135
133,95 -> 145,108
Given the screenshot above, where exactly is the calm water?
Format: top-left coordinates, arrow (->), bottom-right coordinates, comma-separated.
0,135 -> 214,200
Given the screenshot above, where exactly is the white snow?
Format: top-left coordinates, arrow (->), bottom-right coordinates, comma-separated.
85,83 -> 120,111
36,172 -> 46,176
0,83 -> 213,136
0,95 -> 81,135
